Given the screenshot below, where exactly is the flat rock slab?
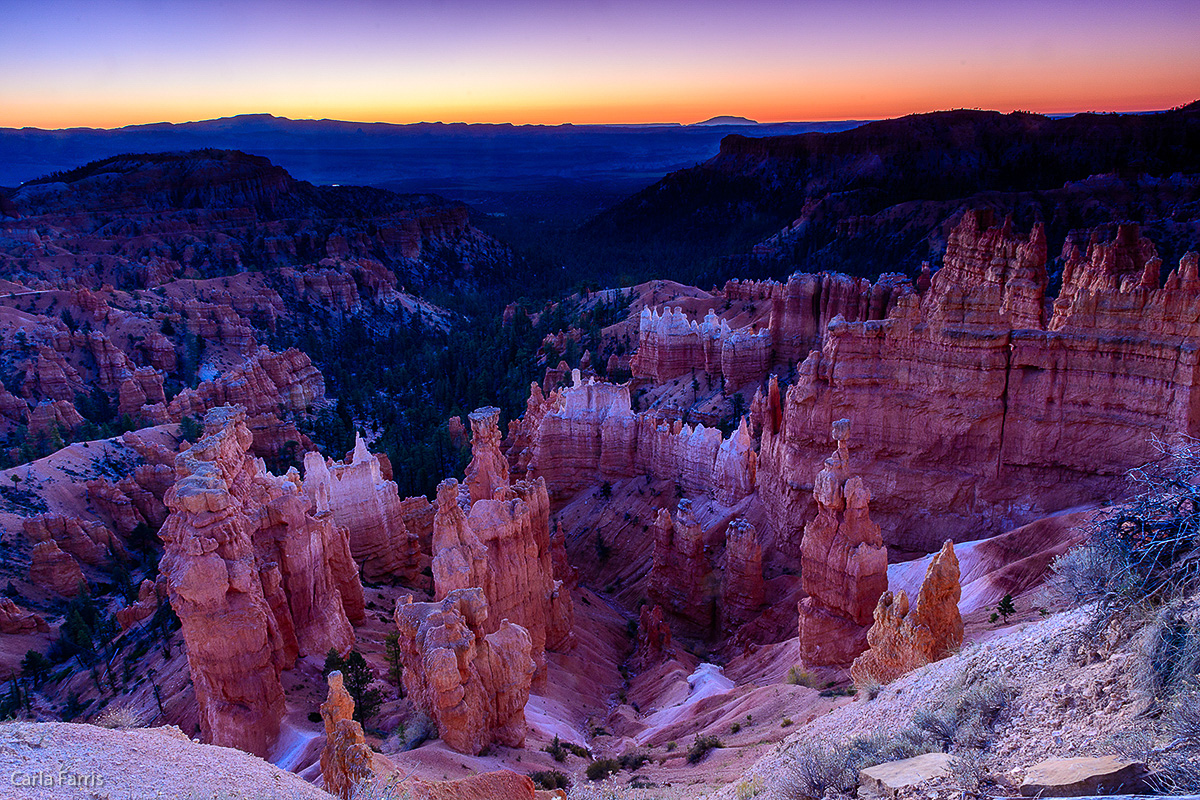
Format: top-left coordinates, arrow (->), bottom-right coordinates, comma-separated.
1020,755 -> 1149,797
859,752 -> 954,796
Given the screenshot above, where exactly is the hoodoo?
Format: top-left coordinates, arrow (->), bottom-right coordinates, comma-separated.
797,418 -> 889,667
159,406 -> 363,756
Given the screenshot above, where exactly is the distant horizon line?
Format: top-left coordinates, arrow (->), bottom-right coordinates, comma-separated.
3,104 -> 1191,133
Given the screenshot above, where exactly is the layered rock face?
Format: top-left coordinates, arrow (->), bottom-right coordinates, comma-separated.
797,420 -> 888,667
720,518 -> 765,635
394,589 -> 536,755
631,272 -> 910,387
303,435 -> 425,584
525,373 -> 755,503
851,540 -> 963,685
320,671 -> 373,800
23,514 -> 126,566
649,501 -> 715,633
432,475 -> 573,677
756,214 -> 1200,549
116,578 -> 166,630
159,405 -> 363,756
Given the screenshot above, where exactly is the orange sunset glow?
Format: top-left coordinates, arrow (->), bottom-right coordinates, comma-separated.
2,0 -> 1198,129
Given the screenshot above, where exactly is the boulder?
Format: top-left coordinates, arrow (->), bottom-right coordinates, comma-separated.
859,752 -> 954,797
1019,756 -> 1150,797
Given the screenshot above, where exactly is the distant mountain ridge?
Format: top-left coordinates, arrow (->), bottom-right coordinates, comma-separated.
584,105 -> 1200,282
0,113 -> 868,218
694,115 -> 758,126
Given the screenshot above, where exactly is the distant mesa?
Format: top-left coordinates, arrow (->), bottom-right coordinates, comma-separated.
693,115 -> 759,126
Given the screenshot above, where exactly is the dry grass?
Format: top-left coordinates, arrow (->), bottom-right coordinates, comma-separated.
349,775 -> 412,800
92,703 -> 146,729
785,666 -> 819,688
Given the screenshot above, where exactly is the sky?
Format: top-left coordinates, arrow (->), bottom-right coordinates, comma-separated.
2,0 -> 1199,129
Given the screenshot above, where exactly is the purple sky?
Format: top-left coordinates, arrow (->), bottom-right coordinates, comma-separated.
3,0 -> 1198,127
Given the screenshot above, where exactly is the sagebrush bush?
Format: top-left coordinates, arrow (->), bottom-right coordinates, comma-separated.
1138,610 -> 1200,699
586,758 -> 621,781
786,666 -> 818,687
530,769 -> 570,790
686,734 -> 723,764
775,735 -> 892,799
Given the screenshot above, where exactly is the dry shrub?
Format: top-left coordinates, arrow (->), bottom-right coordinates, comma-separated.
1052,436 -> 1200,628
349,775 -> 412,800
949,750 -> 992,794
1146,687 -> 1200,793
1136,608 -> 1200,701
774,733 -> 926,800
93,703 -> 145,729
910,674 -> 1012,753
786,666 -> 819,687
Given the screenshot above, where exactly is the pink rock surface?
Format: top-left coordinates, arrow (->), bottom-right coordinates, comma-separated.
320,671 -> 373,800
756,216 -> 1200,551
797,419 -> 888,667
29,540 -> 84,597
525,375 -> 754,503
394,588 -> 536,755
720,518 -> 765,635
852,540 -> 964,685
303,435 -> 425,584
159,405 -> 363,757
649,500 -> 715,633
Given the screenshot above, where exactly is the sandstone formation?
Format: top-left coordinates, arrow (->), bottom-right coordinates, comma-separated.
634,604 -> 675,665
22,514 -> 125,566
851,540 -> 964,685
159,405 -> 363,756
464,407 -> 510,503
648,501 -> 714,633
1019,756 -> 1150,797
524,373 -> 755,502
394,589 -> 536,755
858,752 -> 954,797
29,540 -> 85,597
432,475 -> 573,677
116,578 -> 167,630
0,598 -> 48,634
720,518 -> 765,635
797,419 -> 888,667
632,272 -> 911,387
320,671 -> 374,800
303,435 -> 425,584
756,213 -> 1200,550
430,405 -> 575,679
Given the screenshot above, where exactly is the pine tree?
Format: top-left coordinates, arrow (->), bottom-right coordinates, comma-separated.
342,650 -> 383,724
997,594 -> 1016,623
383,632 -> 404,696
